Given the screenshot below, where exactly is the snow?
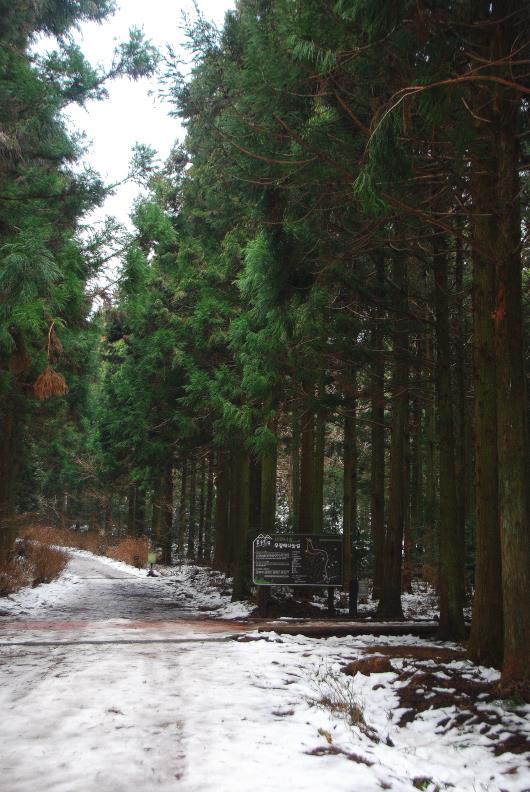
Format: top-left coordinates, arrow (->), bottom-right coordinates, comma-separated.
0,549 -> 528,792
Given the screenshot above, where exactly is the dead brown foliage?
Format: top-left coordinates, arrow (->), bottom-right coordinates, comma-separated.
0,558 -> 31,595
26,542 -> 68,584
106,536 -> 149,567
0,539 -> 68,594
33,367 -> 68,400
396,666 -> 530,755
21,524 -> 105,554
364,645 -> 465,662
341,656 -> 394,676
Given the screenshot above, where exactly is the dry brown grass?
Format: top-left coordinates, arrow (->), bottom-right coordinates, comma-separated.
0,540 -> 68,594
106,536 -> 149,568
26,542 -> 68,584
0,559 -> 31,595
21,524 -> 107,555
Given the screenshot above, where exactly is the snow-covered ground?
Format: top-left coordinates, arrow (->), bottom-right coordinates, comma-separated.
0,550 -> 528,792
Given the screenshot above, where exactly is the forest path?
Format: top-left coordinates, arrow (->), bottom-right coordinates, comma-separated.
0,549 -> 250,644
0,552 -> 525,792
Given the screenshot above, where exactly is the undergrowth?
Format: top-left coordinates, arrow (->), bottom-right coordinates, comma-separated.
0,540 -> 68,595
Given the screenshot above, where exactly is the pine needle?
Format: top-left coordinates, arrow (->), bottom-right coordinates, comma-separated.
33,367 -> 69,400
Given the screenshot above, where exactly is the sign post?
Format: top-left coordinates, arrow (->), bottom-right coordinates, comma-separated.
252,534 -> 343,587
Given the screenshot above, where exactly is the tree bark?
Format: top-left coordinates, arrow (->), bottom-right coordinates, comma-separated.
371,257 -> 385,599
187,456 -> 197,560
291,413 -> 301,530
343,374 -> 357,592
492,27 -> 530,685
213,448 -> 231,571
260,423 -> 278,535
299,402 -> 315,533
177,458 -> 188,554
377,257 -> 408,620
434,236 -> 466,641
231,449 -> 251,600
468,161 -> 503,668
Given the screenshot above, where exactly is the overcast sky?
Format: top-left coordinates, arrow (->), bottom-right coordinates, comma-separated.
57,0 -> 235,227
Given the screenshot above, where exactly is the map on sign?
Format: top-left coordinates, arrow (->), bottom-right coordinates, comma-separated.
252,534 -> 342,587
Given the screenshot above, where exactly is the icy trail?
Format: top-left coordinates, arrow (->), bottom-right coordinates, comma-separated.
0,550 -> 528,792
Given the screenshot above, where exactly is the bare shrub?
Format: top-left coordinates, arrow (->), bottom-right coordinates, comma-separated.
27,543 -> 68,585
21,524 -> 107,554
0,559 -> 31,595
106,537 -> 149,567
309,663 -> 379,742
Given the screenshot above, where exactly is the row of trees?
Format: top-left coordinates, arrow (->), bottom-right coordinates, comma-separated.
2,2 -> 528,688
0,1 -> 156,552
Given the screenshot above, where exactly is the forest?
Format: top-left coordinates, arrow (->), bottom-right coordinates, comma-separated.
0,0 -> 529,695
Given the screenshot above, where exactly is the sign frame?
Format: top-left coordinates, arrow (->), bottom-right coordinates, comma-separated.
252,533 -> 343,587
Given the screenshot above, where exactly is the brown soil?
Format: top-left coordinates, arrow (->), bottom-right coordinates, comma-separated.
341,656 -> 394,676
395,665 -> 530,757
364,644 -> 465,661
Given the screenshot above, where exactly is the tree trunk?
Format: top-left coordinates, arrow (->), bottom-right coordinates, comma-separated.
204,451 -> 215,563
343,374 -> 357,592
377,257 -> 408,620
161,464 -> 173,565
198,455 -> 206,562
468,163 -> 503,668
291,413 -> 301,530
134,489 -> 145,538
214,448 -> 231,571
371,257 -> 385,599
434,237 -> 466,641
127,483 -> 136,536
313,395 -> 326,534
231,449 -> 251,601
187,456 -> 197,560
299,402 -> 315,533
260,424 -> 278,535
492,36 -> 530,685
177,458 -> 188,555
0,398 -> 19,564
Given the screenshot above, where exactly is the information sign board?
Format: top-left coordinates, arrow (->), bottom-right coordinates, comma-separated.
252,534 -> 342,587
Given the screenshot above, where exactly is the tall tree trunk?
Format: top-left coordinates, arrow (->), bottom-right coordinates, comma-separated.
231,449 -> 251,601
187,456 -> 197,560
343,373 -> 357,591
377,257 -> 408,620
161,464 -> 173,565
453,236 -> 468,587
291,413 -> 301,530
177,458 -> 188,555
127,483 -> 136,536
405,341 -> 422,593
434,237 -> 466,640
134,489 -> 145,538
260,422 -> 278,535
214,448 -> 231,571
198,455 -> 206,562
0,398 -> 19,564
151,476 -> 162,545
371,257 -> 385,599
492,20 -> 530,684
204,451 -> 214,563
313,391 -> 326,534
299,402 -> 315,533
468,164 -> 503,668
423,329 -> 437,575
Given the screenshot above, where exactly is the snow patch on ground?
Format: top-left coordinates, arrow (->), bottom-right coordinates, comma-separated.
0,550 -> 528,792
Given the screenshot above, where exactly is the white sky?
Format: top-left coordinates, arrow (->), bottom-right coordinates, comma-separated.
59,0 -> 235,228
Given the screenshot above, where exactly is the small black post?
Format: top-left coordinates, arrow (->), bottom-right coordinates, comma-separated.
327,586 -> 335,617
348,578 -> 359,619
258,586 -> 271,618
